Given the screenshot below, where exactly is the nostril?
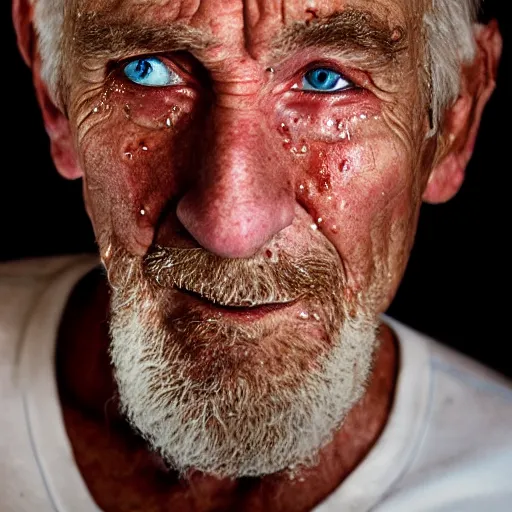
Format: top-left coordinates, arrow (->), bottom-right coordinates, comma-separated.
176,192 -> 292,259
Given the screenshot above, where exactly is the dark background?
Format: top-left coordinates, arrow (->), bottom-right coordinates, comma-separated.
3,2 -> 511,377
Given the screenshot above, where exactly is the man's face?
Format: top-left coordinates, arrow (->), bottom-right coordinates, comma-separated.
62,0 -> 434,476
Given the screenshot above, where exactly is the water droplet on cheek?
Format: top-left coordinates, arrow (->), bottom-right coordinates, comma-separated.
279,123 -> 290,136
298,311 -> 309,320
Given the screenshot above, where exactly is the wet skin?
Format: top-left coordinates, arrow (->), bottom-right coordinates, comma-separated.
13,0 -> 502,510
66,0 -> 434,315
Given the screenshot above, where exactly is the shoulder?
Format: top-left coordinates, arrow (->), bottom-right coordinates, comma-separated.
0,254 -> 98,281
0,254 -> 99,365
381,318 -> 512,511
389,317 -> 512,414
0,254 -> 100,512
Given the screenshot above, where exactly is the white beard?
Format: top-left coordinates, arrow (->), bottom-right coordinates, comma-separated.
109,280 -> 378,478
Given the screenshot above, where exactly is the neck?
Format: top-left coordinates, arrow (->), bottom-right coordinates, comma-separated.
56,269 -> 398,512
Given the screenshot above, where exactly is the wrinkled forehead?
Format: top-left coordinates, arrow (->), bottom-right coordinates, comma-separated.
70,0 -> 429,58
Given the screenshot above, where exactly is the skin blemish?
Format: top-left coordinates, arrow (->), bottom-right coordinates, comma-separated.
305,8 -> 319,23
279,123 -> 291,136
391,26 -> 404,42
339,160 -> 350,174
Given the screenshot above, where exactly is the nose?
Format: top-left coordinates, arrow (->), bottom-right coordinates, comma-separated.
176,106 -> 295,258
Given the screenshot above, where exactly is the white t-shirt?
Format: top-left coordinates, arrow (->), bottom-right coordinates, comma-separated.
1,255 -> 511,512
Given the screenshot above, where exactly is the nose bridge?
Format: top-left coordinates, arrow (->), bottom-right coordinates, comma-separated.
204,104 -> 269,193
176,103 -> 295,258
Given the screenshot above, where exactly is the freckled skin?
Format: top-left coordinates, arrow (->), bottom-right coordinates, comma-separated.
17,0 -> 501,510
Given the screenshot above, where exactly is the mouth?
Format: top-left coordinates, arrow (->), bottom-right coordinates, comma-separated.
176,287 -> 298,320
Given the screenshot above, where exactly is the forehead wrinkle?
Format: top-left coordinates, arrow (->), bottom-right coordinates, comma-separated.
70,11 -> 215,61
271,8 -> 407,67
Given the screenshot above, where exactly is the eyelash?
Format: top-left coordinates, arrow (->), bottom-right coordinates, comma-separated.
297,61 -> 359,88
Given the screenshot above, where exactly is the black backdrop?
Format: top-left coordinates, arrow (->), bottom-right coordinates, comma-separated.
3,2 -> 511,377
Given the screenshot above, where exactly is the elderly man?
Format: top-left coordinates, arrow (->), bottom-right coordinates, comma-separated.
2,0 -> 511,510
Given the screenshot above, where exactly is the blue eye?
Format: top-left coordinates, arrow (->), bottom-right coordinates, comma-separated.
123,57 -> 181,87
301,68 -> 352,93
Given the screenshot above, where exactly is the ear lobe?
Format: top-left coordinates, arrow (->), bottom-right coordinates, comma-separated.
13,0 -> 83,180
423,20 -> 502,204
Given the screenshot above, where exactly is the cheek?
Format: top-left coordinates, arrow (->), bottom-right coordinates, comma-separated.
74,80 -> 198,254
274,99 -> 420,294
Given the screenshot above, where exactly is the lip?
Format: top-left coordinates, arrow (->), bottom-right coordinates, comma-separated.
176,288 -> 298,321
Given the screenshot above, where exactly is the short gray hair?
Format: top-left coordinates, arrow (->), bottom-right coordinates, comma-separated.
29,0 -> 481,134
424,0 -> 480,133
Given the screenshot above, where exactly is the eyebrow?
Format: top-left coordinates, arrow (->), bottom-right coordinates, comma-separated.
272,9 -> 407,68
70,8 -> 407,68
71,12 -> 213,61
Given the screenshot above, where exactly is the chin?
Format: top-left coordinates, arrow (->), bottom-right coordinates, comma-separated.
105,244 -> 380,477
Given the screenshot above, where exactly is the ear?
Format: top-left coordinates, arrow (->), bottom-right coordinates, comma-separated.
12,0 -> 83,180
423,20 -> 502,204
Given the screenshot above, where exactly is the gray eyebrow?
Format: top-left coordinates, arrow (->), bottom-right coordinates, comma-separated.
70,12 -> 214,61
272,9 -> 407,67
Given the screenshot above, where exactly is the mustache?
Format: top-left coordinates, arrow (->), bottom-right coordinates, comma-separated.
140,245 -> 345,307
